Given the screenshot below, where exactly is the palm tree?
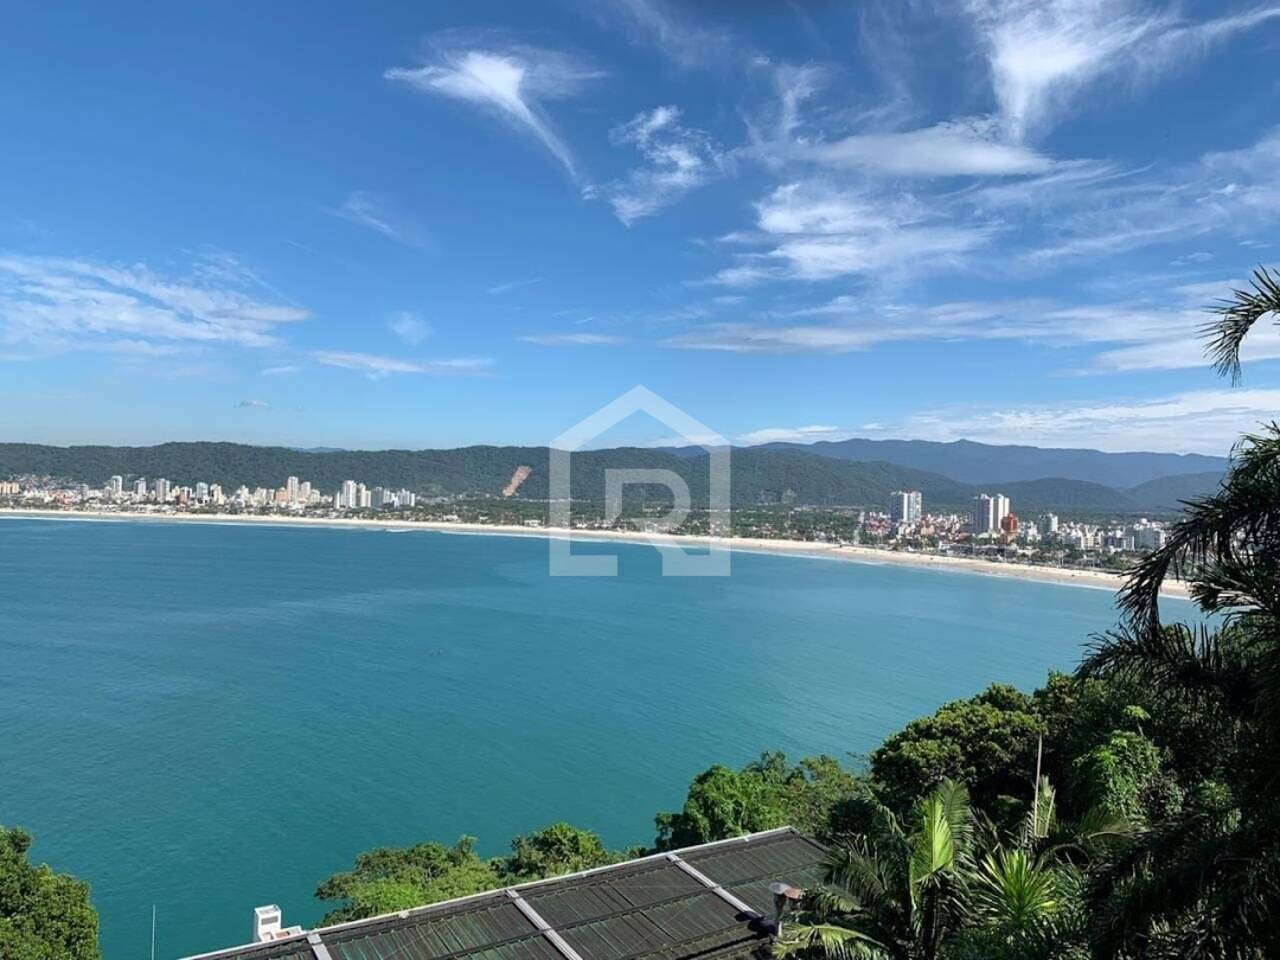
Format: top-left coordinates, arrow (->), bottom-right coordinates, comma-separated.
951,776 -> 1129,960
1080,267 -> 1280,957
776,780 -> 974,960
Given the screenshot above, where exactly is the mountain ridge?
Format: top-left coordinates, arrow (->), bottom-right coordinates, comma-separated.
0,440 -> 1222,515
760,436 -> 1227,487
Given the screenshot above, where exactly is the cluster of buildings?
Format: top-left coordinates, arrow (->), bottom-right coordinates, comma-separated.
4,474 -> 419,513
1053,517 -> 1168,552
877,489 -> 1170,559
889,489 -> 1023,540
333,480 -> 416,510
971,493 -> 1014,536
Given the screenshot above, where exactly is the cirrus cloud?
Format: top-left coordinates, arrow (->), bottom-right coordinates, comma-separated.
313,350 -> 493,379
386,39 -> 603,178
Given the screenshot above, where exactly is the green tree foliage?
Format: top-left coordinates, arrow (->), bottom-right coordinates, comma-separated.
654,753 -> 861,849
779,780 -> 976,960
502,823 -> 617,881
783,775 -> 1129,960
314,825 -> 618,925
1070,730 -> 1183,826
0,826 -> 99,960
314,837 -> 503,925
869,685 -> 1044,819
1076,276 -> 1280,957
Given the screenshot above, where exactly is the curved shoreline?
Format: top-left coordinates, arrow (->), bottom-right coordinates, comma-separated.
0,507 -> 1191,599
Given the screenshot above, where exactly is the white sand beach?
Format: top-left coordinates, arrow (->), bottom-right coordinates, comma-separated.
0,507 -> 1190,598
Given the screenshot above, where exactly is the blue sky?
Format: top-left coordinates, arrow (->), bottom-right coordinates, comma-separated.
2,0 -> 1279,454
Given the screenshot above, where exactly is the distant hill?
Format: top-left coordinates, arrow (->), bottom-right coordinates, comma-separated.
0,440 -> 1210,515
1126,471 -> 1225,511
996,478 -> 1136,511
0,441 -> 968,509
762,437 -> 1227,488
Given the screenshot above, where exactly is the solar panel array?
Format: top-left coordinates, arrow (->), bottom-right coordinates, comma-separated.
184,829 -> 827,960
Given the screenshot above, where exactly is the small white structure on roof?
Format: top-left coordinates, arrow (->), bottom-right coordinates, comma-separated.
252,905 -> 302,943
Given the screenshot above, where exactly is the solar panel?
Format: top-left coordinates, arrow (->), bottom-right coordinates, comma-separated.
184,829 -> 826,960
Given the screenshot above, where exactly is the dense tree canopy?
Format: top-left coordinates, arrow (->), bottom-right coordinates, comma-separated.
314,837 -> 503,925
503,823 -> 618,881
0,826 -> 98,960
869,684 -> 1044,821
314,824 -> 618,924
654,753 -> 862,849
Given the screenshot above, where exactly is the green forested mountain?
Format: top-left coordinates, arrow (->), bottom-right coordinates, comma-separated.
761,436 -> 1228,486
1124,469 -> 1225,510
0,440 -> 1194,514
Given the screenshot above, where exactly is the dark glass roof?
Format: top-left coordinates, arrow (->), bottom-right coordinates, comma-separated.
182,829 -> 826,960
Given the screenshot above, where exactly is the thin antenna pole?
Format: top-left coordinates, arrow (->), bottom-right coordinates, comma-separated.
151,904 -> 156,960
1032,734 -> 1044,837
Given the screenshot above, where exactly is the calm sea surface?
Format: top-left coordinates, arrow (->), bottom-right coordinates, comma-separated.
0,518 -> 1191,959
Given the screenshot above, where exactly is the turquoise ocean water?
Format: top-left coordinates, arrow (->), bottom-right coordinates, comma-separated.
0,518 -> 1191,959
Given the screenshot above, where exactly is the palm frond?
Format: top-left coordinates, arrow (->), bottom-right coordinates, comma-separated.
1203,266 -> 1280,384
1119,425 -> 1280,635
908,783 -> 967,889
1087,814 -> 1253,959
823,844 -> 904,928
1021,776 -> 1057,848
1081,622 -> 1257,715
774,922 -> 889,960
970,848 -> 1061,929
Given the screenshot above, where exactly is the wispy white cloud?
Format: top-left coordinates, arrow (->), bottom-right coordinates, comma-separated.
389,312 -> 431,345
386,39 -> 602,178
880,387 -> 1280,454
487,277 -> 544,295
261,365 -> 300,376
737,424 -> 842,444
711,181 -> 993,285
596,0 -> 743,68
235,399 -> 270,409
1022,128 -> 1280,262
961,0 -> 1280,140
807,117 -> 1053,176
596,105 -> 727,223
667,281 -> 1280,373
520,332 -> 628,346
328,191 -> 430,248
0,253 -> 307,356
313,350 -> 493,379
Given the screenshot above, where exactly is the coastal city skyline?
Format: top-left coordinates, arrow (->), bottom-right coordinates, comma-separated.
3,2 -> 1280,455
0,466 -> 1175,574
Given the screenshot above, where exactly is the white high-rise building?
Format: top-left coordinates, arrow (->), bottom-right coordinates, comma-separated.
299,481 -> 312,503
341,480 -> 357,510
109,475 -> 124,497
286,476 -> 300,502
357,484 -> 371,509
210,484 -> 225,505
154,478 -> 170,503
889,490 -> 922,523
195,482 -> 209,501
994,494 -> 1011,525
1039,512 -> 1059,535
134,478 -> 148,498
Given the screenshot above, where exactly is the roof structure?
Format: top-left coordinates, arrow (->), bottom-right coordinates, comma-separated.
182,828 -> 828,960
